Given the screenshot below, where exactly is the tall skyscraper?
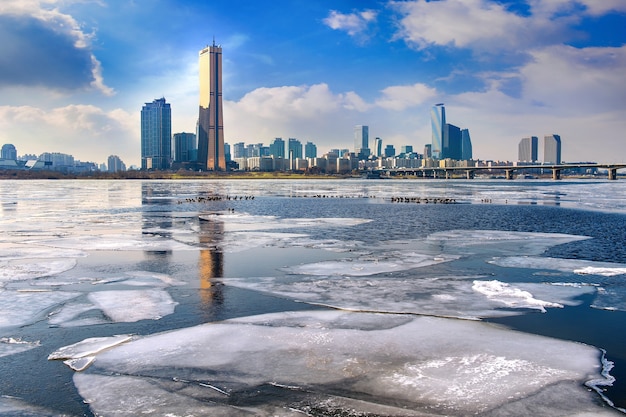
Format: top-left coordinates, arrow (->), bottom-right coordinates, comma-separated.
305,141 -> 317,158
374,137 -> 382,158
198,41 -> 225,170
431,103 -> 445,159
354,125 -> 370,159
270,138 -> 285,158
288,138 -> 303,160
518,136 -> 538,163
141,97 -> 171,170
443,123 -> 462,160
461,129 -> 473,161
544,134 -> 562,164
173,132 -> 197,162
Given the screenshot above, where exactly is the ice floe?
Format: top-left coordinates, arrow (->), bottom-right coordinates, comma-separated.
63,311 -> 618,416
0,290 -> 80,329
0,258 -> 77,285
489,256 -> 626,276
0,337 -> 40,358
87,290 -> 177,322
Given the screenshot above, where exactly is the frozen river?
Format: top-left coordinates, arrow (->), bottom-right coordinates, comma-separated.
1,178 -> 625,416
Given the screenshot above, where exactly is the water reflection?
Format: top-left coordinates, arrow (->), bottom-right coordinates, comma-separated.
198,217 -> 224,306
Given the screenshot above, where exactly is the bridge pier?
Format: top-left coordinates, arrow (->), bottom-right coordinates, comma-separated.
466,170 -> 473,179
608,168 -> 618,180
505,170 -> 514,180
552,169 -> 561,180
445,170 -> 451,179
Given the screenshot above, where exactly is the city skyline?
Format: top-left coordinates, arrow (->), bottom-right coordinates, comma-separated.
0,1 -> 625,166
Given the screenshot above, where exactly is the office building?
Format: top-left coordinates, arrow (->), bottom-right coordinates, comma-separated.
431,103 -> 445,159
305,141 -> 317,158
461,129 -> 473,161
544,134 -> 562,164
374,138 -> 382,158
1,144 -> 17,160
288,138 -> 303,160
354,125 -> 370,159
443,123 -> 462,160
224,143 -> 231,162
384,144 -> 395,158
198,41 -> 225,170
270,138 -> 285,158
423,144 -> 432,159
400,145 -> 413,155
518,136 -> 538,163
173,132 -> 196,163
141,97 -> 171,170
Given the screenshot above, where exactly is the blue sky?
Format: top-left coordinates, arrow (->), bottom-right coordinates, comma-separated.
1,0 -> 625,167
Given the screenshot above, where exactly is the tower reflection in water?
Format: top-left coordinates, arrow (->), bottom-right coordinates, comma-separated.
198,216 -> 224,308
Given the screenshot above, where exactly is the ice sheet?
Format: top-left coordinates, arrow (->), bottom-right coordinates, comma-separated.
87,290 -> 177,322
0,337 -> 40,358
489,256 -> 626,276
0,290 -> 80,329
67,311 -> 616,416
0,258 -> 77,284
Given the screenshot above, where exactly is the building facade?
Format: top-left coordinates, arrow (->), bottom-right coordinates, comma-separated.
354,125 -> 370,159
431,103 -> 445,159
173,132 -> 197,163
141,97 -> 171,170
198,41 -> 226,170
1,144 -> 17,160
107,155 -> 126,173
270,138 -> 285,158
305,141 -> 317,158
544,134 -> 562,164
288,138 -> 303,160
461,129 -> 473,161
518,136 -> 538,163
442,123 -> 462,160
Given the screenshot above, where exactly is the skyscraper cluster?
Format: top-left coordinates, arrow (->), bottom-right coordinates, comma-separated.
430,103 -> 472,161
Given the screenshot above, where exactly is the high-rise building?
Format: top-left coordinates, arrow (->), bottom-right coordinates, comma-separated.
270,138 -> 285,158
354,125 -> 370,159
461,129 -> 473,161
232,142 -> 245,159
374,137 -> 382,158
384,144 -> 395,158
443,123 -> 462,160
141,97 -> 171,170
305,141 -> 317,158
173,132 -> 197,163
518,136 -> 538,163
107,155 -> 126,173
431,103 -> 445,159
423,144 -> 432,159
1,144 -> 17,160
544,134 -> 562,164
288,138 -> 303,160
198,41 -> 225,170
224,143 -> 231,162
400,145 -> 413,155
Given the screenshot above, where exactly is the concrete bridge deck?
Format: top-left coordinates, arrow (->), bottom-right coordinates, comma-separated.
383,163 -> 626,180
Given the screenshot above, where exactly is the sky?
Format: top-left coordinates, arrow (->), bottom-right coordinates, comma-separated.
0,0 -> 625,167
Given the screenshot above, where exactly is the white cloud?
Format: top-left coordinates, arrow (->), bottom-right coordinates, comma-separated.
376,83 -> 438,110
0,0 -> 113,96
323,9 -> 378,37
0,104 -> 136,164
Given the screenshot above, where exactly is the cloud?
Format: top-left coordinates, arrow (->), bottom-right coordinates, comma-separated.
0,104 -> 136,164
390,0 -> 579,54
376,83 -> 438,110
0,0 -> 113,95
323,9 -> 378,38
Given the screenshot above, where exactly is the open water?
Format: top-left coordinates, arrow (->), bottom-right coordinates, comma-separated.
0,178 -> 625,416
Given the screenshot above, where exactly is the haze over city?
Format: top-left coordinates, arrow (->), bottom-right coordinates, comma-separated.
1,0 -> 625,167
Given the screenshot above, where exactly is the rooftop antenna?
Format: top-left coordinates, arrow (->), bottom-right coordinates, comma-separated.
212,36 -> 216,47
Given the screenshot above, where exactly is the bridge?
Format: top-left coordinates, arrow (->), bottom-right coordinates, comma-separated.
382,163 -> 626,180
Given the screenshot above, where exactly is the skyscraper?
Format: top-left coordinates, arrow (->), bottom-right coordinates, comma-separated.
544,134 -> 562,164
461,129 -> 473,161
305,141 -> 317,158
518,136 -> 538,163
270,138 -> 285,158
173,132 -> 197,162
288,138 -> 303,160
141,97 -> 171,170
198,41 -> 225,171
354,125 -> 370,159
443,123 -> 462,160
431,103 -> 445,159
1,144 -> 17,160
374,137 -> 382,158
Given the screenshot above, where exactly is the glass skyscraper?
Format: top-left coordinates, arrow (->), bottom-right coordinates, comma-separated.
431,103 -> 445,159
544,134 -> 562,164
443,123 -> 462,160
198,41 -> 225,170
461,129 -> 473,161
354,125 -> 370,158
141,97 -> 171,170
